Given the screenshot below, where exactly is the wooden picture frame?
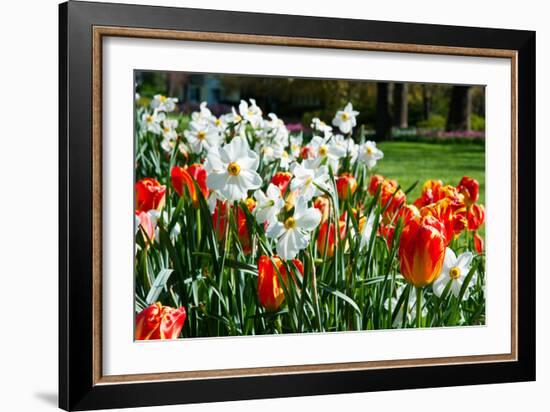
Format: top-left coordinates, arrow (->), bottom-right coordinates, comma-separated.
59,1 -> 535,410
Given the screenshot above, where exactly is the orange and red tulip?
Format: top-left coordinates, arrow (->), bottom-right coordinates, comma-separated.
474,233 -> 484,254
457,176 -> 479,206
398,215 -> 447,287
313,196 -> 331,222
413,179 -> 443,208
396,204 -> 420,225
237,198 -> 256,255
378,223 -> 395,247
135,302 -> 186,340
171,164 -> 208,206
336,173 -> 358,201
367,175 -> 405,222
257,255 -> 303,311
368,174 -> 396,196
317,219 -> 346,258
380,186 -> 407,223
270,171 -> 293,196
136,178 -> 166,213
420,197 -> 467,245
467,203 -> 485,231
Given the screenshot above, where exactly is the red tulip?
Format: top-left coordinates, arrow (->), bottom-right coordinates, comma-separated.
474,233 -> 484,254
257,255 -> 303,311
457,176 -> 479,206
398,215 -> 447,287
336,173 -> 358,201
171,164 -> 208,206
317,219 -> 346,258
136,178 -> 166,213
212,200 -> 228,241
467,204 -> 485,231
270,172 -> 293,196
300,146 -> 314,160
135,302 -> 186,340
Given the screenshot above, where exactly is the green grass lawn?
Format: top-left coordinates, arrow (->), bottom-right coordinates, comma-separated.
375,141 -> 485,205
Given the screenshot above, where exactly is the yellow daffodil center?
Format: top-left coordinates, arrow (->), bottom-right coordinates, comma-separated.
284,217 -> 297,229
234,115 -> 242,122
305,177 -> 313,186
449,267 -> 461,280
319,145 -> 328,157
248,109 -> 255,116
245,197 -> 256,210
282,150 -> 289,158
227,162 -> 241,176
197,131 -> 206,140
215,119 -> 222,126
159,95 -> 167,102
146,115 -> 153,124
366,146 -> 373,155
164,127 -> 170,133
341,112 -> 350,121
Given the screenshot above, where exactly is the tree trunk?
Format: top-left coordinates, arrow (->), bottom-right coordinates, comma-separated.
422,85 -> 431,121
375,82 -> 392,140
393,83 -> 408,128
447,86 -> 472,131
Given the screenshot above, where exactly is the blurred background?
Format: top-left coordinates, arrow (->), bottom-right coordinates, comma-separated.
135,71 -> 486,205
135,71 -> 485,142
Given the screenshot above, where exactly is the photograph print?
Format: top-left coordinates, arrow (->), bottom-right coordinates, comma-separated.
133,71 -> 486,340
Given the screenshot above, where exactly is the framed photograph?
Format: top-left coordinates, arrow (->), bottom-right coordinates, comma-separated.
59,1 -> 535,410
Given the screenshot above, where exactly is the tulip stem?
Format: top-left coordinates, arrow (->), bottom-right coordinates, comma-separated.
416,287 -> 422,328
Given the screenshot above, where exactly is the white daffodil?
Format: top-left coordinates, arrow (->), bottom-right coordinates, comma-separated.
266,196 -> 321,260
311,117 -> 333,135
358,213 -> 377,250
150,210 -> 181,243
279,150 -> 292,170
204,135 -> 263,202
433,248 -> 477,299
257,142 -> 284,165
333,134 -> 359,163
358,140 -> 384,169
221,107 -> 243,126
184,120 -> 222,154
253,184 -> 285,228
309,135 -> 347,170
141,110 -> 165,135
239,98 -> 264,129
290,159 -> 330,201
161,118 -> 178,140
289,134 -> 303,159
151,94 -> 178,112
191,101 -> 216,124
265,113 -> 290,147
384,284 -> 427,328
332,102 -> 359,134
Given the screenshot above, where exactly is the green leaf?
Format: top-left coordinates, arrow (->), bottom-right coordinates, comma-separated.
319,282 -> 361,316
146,268 -> 174,305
